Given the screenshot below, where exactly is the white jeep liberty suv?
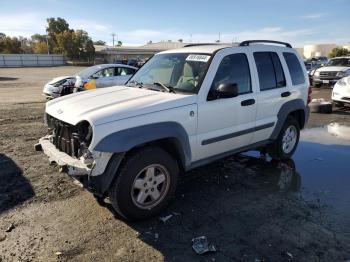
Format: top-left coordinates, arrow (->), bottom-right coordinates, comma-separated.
36,40 -> 310,220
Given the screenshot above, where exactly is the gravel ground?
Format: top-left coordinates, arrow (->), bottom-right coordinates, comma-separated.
0,67 -> 349,262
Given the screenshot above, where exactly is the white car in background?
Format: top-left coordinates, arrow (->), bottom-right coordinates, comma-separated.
332,76 -> 350,107
43,64 -> 137,99
312,57 -> 350,87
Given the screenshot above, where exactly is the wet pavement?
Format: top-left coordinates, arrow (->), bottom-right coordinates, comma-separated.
245,122 -> 350,236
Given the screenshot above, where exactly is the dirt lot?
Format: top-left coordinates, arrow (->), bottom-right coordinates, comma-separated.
0,67 -> 350,262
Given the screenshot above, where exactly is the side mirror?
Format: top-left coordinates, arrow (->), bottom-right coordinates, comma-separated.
216,83 -> 239,99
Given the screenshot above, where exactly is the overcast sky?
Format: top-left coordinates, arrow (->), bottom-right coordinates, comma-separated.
0,0 -> 349,47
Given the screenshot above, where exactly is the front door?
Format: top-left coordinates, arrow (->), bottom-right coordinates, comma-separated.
195,49 -> 257,161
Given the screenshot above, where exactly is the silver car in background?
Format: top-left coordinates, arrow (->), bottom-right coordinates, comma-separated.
43,64 -> 137,99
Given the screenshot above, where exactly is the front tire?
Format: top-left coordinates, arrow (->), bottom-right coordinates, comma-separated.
268,116 -> 300,160
108,147 -> 179,221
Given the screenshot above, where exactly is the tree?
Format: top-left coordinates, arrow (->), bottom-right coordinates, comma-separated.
178,39 -> 183,43
117,40 -> 122,46
328,47 -> 350,58
46,17 -> 70,52
0,36 -> 22,53
0,32 -> 5,39
32,42 -> 48,54
31,34 -> 47,43
93,40 -> 106,45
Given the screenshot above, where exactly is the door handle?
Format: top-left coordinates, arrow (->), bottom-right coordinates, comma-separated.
281,91 -> 291,97
241,99 -> 255,106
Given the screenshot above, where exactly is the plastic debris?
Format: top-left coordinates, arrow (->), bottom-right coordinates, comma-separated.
159,214 -> 173,223
192,236 -> 216,255
55,251 -> 62,256
5,223 -> 15,232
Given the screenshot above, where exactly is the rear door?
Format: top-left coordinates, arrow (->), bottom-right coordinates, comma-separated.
112,67 -> 136,85
94,67 -> 116,88
250,47 -> 291,143
194,48 -> 258,161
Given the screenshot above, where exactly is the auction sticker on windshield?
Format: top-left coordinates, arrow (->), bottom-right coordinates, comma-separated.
186,54 -> 211,62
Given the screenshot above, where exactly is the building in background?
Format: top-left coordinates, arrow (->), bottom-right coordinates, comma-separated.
95,41 -> 350,64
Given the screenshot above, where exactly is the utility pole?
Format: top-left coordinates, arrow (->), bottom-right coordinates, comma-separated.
46,35 -> 50,55
112,33 -> 116,46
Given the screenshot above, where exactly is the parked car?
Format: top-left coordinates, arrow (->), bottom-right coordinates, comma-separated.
312,57 -> 350,87
304,61 -> 320,75
35,40 -> 310,220
43,64 -> 137,99
332,76 -> 350,107
42,76 -> 76,99
74,64 -> 137,91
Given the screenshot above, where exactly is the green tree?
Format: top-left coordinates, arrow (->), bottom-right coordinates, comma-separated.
328,47 -> 350,58
93,40 -> 106,45
31,34 -> 47,43
46,17 -> 70,52
0,36 -> 22,53
117,40 -> 122,46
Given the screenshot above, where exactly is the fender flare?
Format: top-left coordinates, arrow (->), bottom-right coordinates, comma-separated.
93,121 -> 192,167
270,99 -> 308,140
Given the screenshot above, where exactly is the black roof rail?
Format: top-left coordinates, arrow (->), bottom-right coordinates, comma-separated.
183,43 -> 223,47
239,40 -> 292,48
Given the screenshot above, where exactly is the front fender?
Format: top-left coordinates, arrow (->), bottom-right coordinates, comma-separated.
93,122 -> 192,167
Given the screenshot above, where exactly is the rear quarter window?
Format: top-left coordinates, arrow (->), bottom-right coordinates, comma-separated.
283,52 -> 305,85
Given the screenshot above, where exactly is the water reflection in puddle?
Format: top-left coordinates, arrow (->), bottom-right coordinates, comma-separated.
243,123 -> 350,233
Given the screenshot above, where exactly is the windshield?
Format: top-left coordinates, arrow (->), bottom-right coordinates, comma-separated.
75,65 -> 101,78
326,58 -> 350,67
126,53 -> 212,93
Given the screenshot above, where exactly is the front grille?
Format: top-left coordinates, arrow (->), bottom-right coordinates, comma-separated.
319,71 -> 339,80
46,114 -> 80,157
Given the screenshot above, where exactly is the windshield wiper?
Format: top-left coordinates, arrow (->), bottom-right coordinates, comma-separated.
152,82 -> 176,93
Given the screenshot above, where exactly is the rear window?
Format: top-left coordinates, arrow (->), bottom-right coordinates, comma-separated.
253,52 -> 286,91
283,52 -> 305,85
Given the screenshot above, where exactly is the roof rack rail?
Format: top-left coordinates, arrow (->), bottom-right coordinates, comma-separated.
183,43 -> 223,47
239,40 -> 292,48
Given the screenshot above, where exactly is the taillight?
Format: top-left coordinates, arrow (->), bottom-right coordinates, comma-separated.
307,86 -> 312,104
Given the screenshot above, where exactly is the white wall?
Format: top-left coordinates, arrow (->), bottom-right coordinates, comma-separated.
0,54 -> 65,67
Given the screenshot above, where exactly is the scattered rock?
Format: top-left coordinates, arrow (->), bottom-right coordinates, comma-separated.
0,234 -> 6,242
5,223 -> 15,233
55,251 -> 62,256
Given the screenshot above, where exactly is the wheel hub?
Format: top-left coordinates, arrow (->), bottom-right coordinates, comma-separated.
282,125 -> 297,154
131,164 -> 170,209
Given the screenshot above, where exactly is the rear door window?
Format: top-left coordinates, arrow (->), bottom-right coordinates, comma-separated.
253,52 -> 286,91
283,52 -> 305,85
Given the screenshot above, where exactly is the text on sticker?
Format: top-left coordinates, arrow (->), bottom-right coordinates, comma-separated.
186,54 -> 210,62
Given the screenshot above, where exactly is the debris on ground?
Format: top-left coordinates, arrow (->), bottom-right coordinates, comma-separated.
281,250 -> 294,260
0,234 -> 6,242
55,251 -> 62,256
154,233 -> 159,239
159,214 -> 173,223
5,223 -> 15,232
192,236 -> 217,255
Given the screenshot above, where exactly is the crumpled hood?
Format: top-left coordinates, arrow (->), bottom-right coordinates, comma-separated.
45,86 -> 196,126
47,76 -> 73,85
316,66 -> 350,72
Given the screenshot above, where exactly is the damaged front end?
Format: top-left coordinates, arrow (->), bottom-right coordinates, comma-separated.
36,114 -> 112,177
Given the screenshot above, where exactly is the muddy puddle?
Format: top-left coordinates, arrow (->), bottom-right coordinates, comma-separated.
244,122 -> 350,236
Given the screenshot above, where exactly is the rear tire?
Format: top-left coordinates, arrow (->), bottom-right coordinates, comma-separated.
268,116 -> 300,160
108,147 -> 179,221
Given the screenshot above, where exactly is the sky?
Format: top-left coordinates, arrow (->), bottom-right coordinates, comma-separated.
0,0 -> 349,47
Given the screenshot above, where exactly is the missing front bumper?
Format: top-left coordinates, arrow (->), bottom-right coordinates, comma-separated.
36,135 -> 91,175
